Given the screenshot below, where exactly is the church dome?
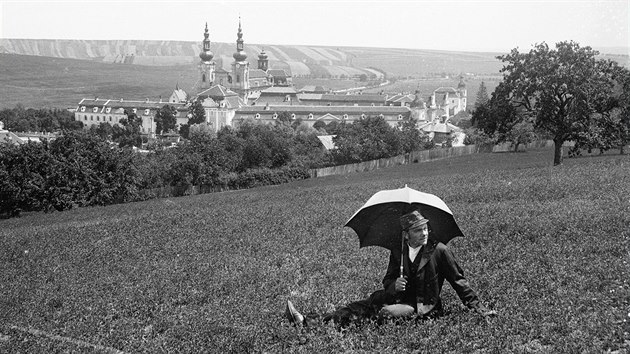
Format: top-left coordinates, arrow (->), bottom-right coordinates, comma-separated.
233,50 -> 247,62
200,50 -> 214,62
258,49 -> 268,60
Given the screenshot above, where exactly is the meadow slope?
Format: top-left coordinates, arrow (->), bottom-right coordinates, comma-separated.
1,148 -> 628,353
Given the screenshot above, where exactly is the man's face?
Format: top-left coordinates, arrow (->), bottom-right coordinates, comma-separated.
405,223 -> 429,248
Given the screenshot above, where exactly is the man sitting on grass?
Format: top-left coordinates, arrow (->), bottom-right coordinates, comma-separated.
286,210 -> 496,327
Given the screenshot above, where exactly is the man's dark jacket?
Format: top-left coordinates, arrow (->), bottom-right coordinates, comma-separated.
324,240 -> 480,325
382,240 -> 480,314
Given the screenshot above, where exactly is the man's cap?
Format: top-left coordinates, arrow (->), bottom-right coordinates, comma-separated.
400,210 -> 429,230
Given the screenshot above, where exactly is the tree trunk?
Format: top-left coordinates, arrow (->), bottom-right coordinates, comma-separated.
553,139 -> 564,165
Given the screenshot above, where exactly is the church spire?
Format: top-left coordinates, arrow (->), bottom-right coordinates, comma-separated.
233,16 -> 247,62
199,22 -> 214,62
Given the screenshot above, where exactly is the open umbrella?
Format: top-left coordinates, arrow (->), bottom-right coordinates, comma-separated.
345,185 -> 464,251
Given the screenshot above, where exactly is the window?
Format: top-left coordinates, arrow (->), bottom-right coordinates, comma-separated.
97,116 -> 100,121
379,114 -> 384,119
255,113 -> 261,119
90,115 -> 93,121
84,115 -> 88,121
291,114 -> 296,119
360,114 -> 366,119
308,113 -> 313,119
272,113 -> 278,119
80,106 -> 86,112
343,114 -> 348,119
132,108 -> 137,114
144,109 -> 150,115
109,116 -> 112,122
93,107 -> 98,113
236,74 -> 240,83
105,107 -> 111,113
398,114 -> 403,120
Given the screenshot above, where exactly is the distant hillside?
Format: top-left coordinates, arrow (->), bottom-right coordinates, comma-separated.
0,38 -> 510,78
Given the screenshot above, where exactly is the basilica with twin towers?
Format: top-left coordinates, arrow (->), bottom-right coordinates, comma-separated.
74,20 -> 468,143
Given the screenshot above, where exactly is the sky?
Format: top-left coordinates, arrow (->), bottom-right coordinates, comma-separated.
0,0 -> 628,53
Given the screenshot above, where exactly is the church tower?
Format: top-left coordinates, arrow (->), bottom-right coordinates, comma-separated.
231,18 -> 250,95
258,48 -> 269,71
198,23 -> 215,91
457,75 -> 467,111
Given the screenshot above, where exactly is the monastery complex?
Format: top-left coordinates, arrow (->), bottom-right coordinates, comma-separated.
74,21 -> 468,143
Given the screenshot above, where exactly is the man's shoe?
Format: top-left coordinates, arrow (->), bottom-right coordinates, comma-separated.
285,300 -> 304,326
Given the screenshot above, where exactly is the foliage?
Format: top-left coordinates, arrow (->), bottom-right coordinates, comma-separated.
0,105 -> 83,132
474,81 -> 489,109
154,105 -> 177,135
496,41 -> 626,165
111,110 -> 143,148
1,148 -> 628,352
0,131 -> 142,216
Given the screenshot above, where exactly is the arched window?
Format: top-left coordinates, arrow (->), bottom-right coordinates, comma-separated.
398,114 -> 403,120
308,113 -> 313,119
255,113 -> 261,119
291,113 -> 296,119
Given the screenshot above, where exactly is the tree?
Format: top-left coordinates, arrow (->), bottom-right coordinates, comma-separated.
113,110 -> 142,148
155,105 -> 178,135
474,81 -> 489,109
496,41 -> 623,165
188,99 -> 206,125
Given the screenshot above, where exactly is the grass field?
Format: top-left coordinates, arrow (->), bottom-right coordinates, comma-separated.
1,147 -> 629,353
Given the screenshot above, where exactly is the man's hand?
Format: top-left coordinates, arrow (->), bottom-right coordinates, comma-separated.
395,277 -> 407,292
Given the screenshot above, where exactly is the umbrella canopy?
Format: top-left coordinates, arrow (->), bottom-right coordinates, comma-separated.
345,186 -> 464,250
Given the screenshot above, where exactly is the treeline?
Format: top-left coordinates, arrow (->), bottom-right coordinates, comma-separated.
1,112 -> 432,217
0,105 -> 83,132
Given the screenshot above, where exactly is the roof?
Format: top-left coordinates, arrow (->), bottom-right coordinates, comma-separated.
434,87 -> 458,94
197,85 -> 239,99
237,105 -> 411,115
260,86 -> 299,95
418,121 -> 462,133
297,93 -> 323,100
249,69 -> 269,79
77,98 -> 186,110
0,130 -> 25,145
387,94 -> 415,103
171,89 -> 187,101
319,94 -> 386,103
299,85 -> 329,93
268,69 -> 290,78
317,135 -> 336,150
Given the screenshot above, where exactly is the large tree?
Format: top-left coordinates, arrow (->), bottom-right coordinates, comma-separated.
497,41 -> 623,165
155,105 -> 178,135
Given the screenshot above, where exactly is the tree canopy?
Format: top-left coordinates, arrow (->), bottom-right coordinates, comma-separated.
493,41 -> 627,164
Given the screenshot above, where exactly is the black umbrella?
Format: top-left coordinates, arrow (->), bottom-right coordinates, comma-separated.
345,186 -> 464,275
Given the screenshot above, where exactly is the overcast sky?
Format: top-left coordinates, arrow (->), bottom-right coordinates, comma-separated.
1,0 -> 628,53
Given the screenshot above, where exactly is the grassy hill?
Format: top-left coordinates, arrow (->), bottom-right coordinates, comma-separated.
1,147 -> 628,352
